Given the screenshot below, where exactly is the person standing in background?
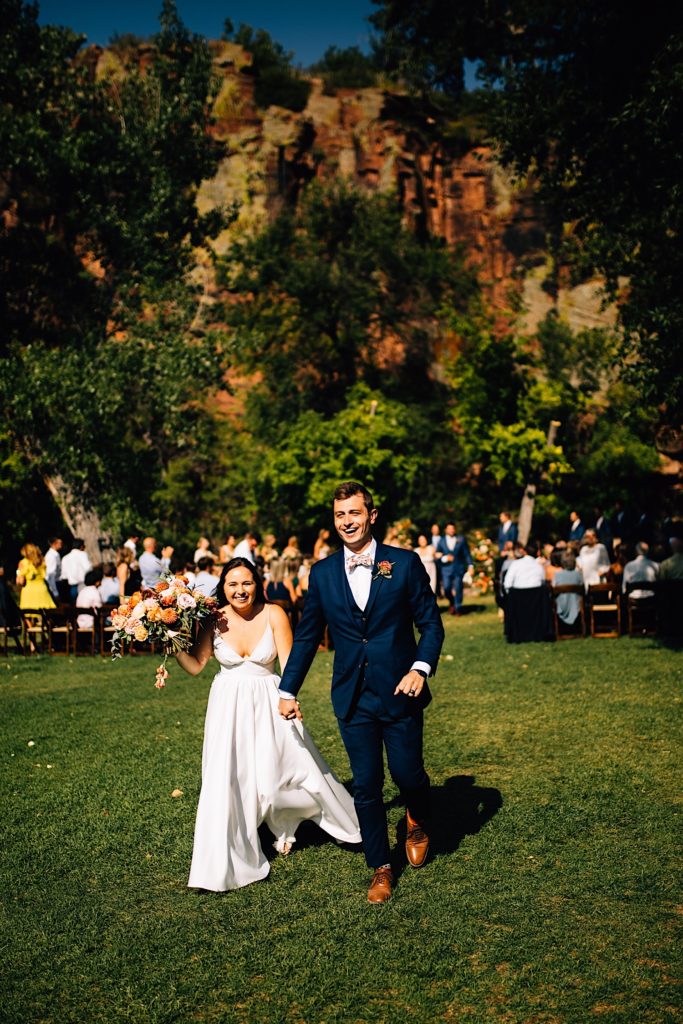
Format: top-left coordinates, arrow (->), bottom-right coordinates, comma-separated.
60,539 -> 92,602
139,537 -> 174,589
436,523 -> 473,616
44,537 -> 63,599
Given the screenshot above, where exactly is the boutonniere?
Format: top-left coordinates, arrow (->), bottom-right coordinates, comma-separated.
373,559 -> 394,580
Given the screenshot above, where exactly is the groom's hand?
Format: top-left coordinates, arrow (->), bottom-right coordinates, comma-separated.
394,669 -> 426,698
279,698 -> 303,721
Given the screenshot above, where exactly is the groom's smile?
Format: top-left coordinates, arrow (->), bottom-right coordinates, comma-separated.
333,495 -> 378,553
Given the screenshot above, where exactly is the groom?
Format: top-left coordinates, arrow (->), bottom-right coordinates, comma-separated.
278,482 -> 444,902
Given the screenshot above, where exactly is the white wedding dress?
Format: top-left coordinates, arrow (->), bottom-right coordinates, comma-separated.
188,610 -> 361,891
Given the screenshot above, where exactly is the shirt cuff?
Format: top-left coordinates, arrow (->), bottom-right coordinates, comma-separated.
410,661 -> 431,677
278,689 -> 297,700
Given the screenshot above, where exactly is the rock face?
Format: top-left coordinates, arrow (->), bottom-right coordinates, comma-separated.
193,47 -> 614,332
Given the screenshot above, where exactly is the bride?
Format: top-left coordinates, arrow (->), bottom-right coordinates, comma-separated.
175,556 -> 361,891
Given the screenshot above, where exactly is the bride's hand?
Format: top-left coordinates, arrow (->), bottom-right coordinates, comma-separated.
278,698 -> 302,721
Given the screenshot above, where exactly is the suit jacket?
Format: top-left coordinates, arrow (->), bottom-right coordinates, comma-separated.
279,542 -> 444,721
435,535 -> 472,577
497,521 -> 518,552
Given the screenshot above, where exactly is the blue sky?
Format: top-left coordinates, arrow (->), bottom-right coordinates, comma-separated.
37,0 -> 377,67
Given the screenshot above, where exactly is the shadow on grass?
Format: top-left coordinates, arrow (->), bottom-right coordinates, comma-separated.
391,774 -> 503,882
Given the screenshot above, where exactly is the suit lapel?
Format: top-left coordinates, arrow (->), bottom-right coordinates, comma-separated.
364,541 -> 389,620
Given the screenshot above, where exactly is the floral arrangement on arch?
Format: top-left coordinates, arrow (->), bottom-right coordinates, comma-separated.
464,531 -> 497,595
110,573 -> 217,687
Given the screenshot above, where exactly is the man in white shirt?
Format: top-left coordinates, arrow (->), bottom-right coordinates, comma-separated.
44,537 -> 63,599
233,532 -> 258,563
139,537 -> 174,589
123,533 -> 140,567
577,530 -> 611,589
193,557 -> 218,597
503,543 -> 546,591
623,543 -> 659,599
60,539 -> 92,602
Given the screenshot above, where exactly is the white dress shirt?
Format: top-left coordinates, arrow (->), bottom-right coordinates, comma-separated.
503,555 -> 546,591
233,539 -> 255,563
100,577 -> 120,604
139,551 -> 171,589
193,571 -> 218,597
622,555 -> 658,598
45,547 -> 61,596
76,585 -> 102,628
60,548 -> 92,589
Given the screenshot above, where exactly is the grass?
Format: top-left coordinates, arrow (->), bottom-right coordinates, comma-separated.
1,598 -> 681,1024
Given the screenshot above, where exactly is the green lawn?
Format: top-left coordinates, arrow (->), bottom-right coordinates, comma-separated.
1,600 -> 681,1024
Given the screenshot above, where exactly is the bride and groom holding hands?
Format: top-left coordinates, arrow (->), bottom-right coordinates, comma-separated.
176,481 -> 445,903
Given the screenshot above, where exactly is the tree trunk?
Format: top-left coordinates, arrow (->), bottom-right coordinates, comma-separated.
42,473 -> 113,564
518,421 -> 561,546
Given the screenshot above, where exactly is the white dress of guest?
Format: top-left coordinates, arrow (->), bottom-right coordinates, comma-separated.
577,543 -> 610,589
45,546 -> 62,598
622,554 -> 659,599
503,555 -> 546,591
416,544 -> 437,592
188,608 -> 361,892
60,548 -> 92,592
139,551 -> 171,589
76,585 -> 102,628
193,570 -> 218,598
552,568 -> 584,624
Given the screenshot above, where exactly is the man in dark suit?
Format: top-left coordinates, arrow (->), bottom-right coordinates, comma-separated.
278,482 -> 444,903
568,511 -> 585,545
435,522 -> 473,615
497,511 -> 518,553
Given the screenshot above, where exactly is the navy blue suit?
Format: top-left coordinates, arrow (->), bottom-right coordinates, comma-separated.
497,521 -> 518,552
435,535 -> 472,612
279,542 -> 444,867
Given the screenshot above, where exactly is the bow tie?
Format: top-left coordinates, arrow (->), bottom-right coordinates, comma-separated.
347,553 -> 374,571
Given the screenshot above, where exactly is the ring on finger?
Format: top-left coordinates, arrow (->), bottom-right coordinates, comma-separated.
408,688 -> 416,696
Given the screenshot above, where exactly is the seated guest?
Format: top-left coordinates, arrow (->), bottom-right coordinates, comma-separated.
99,563 -> 120,604
552,551 -> 584,625
577,529 -> 611,589
660,537 -> 683,580
139,537 -> 173,589
545,548 -> 563,584
193,536 -> 216,565
193,557 -> 218,597
622,542 -> 659,598
76,568 -> 103,628
503,542 -> 552,643
266,557 -> 298,603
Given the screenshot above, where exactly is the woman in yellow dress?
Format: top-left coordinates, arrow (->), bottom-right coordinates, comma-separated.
16,544 -> 56,609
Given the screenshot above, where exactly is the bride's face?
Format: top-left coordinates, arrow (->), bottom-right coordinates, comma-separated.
223,567 -> 258,612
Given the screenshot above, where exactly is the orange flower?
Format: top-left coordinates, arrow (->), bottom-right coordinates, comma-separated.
147,606 -> 163,622
160,595 -> 176,607
129,592 -> 142,608
155,581 -> 170,592
134,624 -> 149,642
117,604 -> 129,616
174,575 -> 189,585
161,608 -> 178,625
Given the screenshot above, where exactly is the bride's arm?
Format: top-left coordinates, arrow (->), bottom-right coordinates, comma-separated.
175,622 -> 214,676
270,603 -> 293,672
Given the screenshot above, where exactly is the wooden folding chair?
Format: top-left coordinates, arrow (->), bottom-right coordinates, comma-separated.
551,584 -> 586,640
73,608 -> 97,655
20,609 -> 46,654
44,607 -> 73,655
588,583 -> 622,638
625,580 -> 657,637
96,607 -> 119,657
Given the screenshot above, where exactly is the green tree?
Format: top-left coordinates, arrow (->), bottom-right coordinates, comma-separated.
224,22 -> 311,111
310,46 -> 378,94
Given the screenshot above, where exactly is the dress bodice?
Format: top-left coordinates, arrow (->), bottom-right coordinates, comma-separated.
213,617 -> 278,676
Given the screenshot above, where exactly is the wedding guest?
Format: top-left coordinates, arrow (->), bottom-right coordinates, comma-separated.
139,537 -> 173,589
497,511 -> 517,553
591,507 -> 614,558
193,537 -> 216,565
175,557 -> 361,891
577,529 -> 611,589
16,544 -> 56,610
503,542 -> 552,643
503,542 -> 546,592
313,529 -> 332,561
265,557 -> 298,603
116,546 -> 135,599
0,565 -> 22,644
59,539 -> 92,602
545,548 -> 563,585
123,532 -> 140,565
233,532 -> 258,564
552,551 -> 584,625
218,534 -> 237,564
622,542 -> 659,598
415,534 -> 437,593
383,525 -> 401,548
44,537 -> 63,599
99,563 -> 120,604
660,537 -> 683,579
193,557 -> 218,598
76,568 -> 103,628
183,562 -> 197,586
281,535 -> 301,561
259,533 -> 279,564
430,523 -> 442,595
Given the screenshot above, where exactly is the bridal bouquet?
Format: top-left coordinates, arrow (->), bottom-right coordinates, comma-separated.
110,573 -> 218,688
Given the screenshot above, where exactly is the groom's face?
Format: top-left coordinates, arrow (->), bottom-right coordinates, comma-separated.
333,494 -> 377,551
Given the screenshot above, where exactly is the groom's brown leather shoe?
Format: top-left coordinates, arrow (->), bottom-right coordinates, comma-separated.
405,810 -> 429,867
367,867 -> 394,903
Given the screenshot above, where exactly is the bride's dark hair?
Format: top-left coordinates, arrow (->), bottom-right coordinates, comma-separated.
216,557 -> 265,609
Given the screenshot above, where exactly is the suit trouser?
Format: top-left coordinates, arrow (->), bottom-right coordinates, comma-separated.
337,684 -> 430,868
442,569 -> 464,610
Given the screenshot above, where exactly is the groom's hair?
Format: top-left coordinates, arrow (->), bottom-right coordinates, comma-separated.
333,481 -> 375,513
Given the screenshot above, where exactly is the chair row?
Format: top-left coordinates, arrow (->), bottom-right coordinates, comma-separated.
551,580 -> 683,640
2,607 -> 146,657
